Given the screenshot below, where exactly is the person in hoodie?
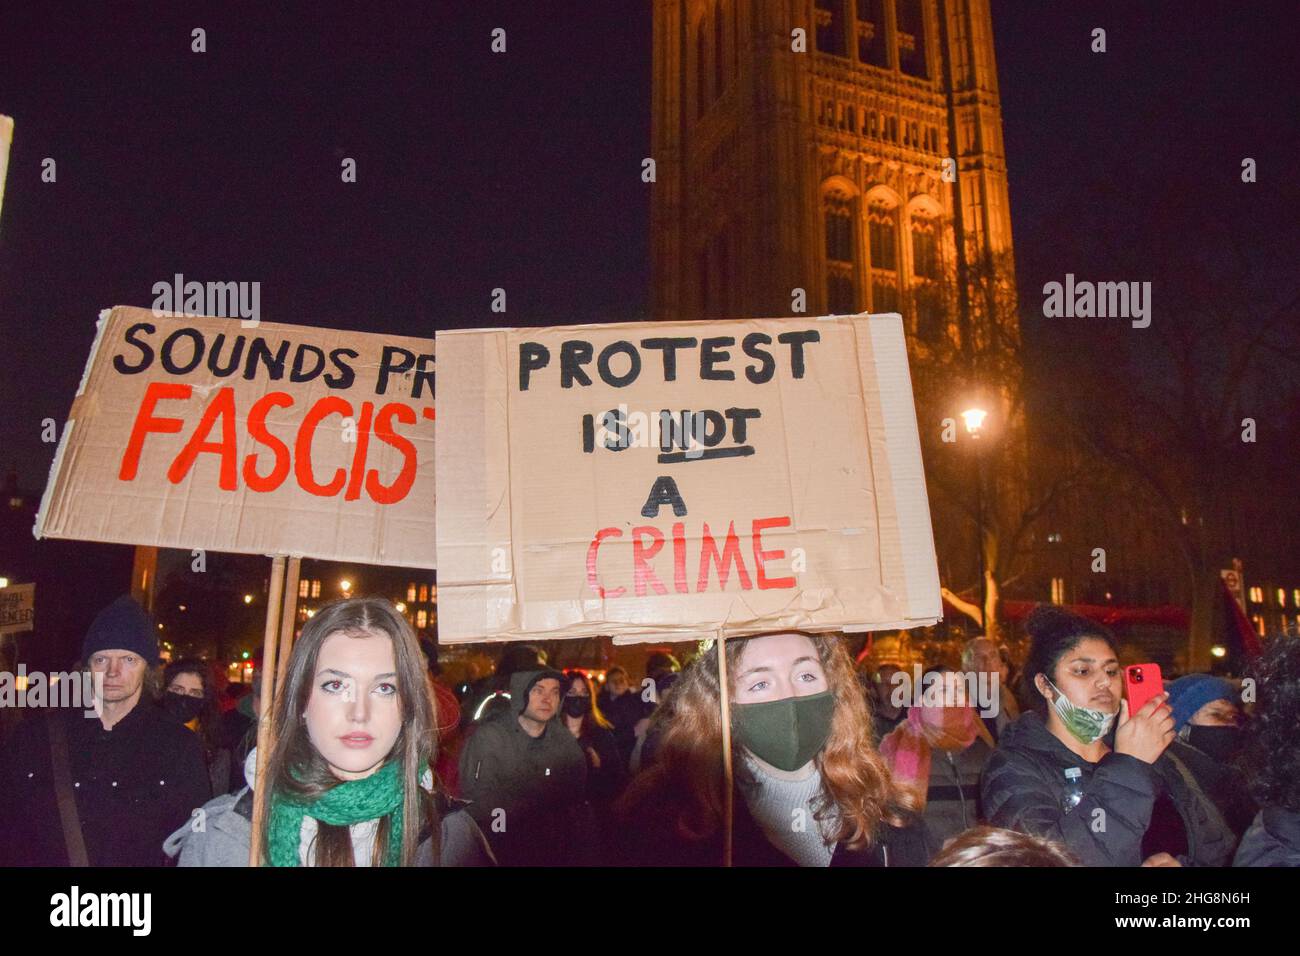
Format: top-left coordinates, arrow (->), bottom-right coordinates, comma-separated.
981,605 -> 1234,867
0,595 -> 210,866
457,667 -> 590,865
1234,634 -> 1300,866
1165,674 -> 1256,839
166,597 -> 492,866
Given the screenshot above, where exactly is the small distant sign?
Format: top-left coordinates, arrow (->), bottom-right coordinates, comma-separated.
0,583 -> 35,635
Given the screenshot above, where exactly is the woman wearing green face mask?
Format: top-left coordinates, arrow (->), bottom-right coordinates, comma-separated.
614,631 -> 932,866
981,606 -> 1235,867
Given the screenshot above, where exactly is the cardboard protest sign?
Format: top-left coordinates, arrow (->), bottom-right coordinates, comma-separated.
435,313 -> 940,644
36,306 -> 436,568
0,583 -> 35,635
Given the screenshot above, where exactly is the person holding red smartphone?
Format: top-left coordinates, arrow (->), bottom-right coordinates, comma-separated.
981,606 -> 1235,867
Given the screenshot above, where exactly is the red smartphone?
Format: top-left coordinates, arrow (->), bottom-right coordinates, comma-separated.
1124,663 -> 1164,714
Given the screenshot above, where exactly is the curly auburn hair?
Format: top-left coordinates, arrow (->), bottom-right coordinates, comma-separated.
616,632 -> 918,851
1241,634 -> 1300,812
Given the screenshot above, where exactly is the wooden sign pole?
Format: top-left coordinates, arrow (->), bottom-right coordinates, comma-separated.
274,557 -> 302,691
716,635 -> 734,867
248,555 -> 287,867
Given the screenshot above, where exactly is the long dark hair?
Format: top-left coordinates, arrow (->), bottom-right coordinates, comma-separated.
256,597 -> 437,866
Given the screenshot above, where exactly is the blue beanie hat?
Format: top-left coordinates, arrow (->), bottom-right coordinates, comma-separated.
1166,674 -> 1234,732
81,595 -> 158,663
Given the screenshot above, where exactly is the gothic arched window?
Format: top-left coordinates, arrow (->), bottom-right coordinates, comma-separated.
856,0 -> 890,68
814,0 -> 848,57
867,199 -> 899,312
911,214 -> 939,279
910,210 -> 944,340
824,192 -> 857,314
868,203 -> 897,270
896,0 -> 928,78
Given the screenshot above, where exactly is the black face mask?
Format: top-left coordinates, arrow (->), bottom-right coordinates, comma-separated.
563,696 -> 591,718
163,691 -> 205,725
1186,725 -> 1243,762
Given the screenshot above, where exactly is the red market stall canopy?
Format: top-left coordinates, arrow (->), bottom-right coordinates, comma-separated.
992,599 -> 1191,630
939,593 -> 1191,630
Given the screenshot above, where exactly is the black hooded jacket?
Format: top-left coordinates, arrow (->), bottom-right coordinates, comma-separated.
457,669 -> 588,865
980,711 -> 1234,867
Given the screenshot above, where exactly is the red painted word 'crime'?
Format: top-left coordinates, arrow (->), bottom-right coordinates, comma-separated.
586,517 -> 797,597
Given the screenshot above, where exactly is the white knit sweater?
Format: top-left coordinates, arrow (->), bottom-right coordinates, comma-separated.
738,757 -> 840,867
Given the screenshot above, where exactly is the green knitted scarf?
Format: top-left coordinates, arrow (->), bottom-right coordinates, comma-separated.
267,759 -> 405,867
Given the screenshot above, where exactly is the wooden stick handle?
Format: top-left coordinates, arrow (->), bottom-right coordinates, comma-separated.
275,557 -> 301,691
717,634 -> 733,868
248,555 -> 286,867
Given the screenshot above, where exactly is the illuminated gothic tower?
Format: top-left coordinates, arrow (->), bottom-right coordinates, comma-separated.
651,0 -> 1017,343
652,0 -> 1024,632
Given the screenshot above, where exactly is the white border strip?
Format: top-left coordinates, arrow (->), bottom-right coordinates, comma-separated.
866,314 -> 942,621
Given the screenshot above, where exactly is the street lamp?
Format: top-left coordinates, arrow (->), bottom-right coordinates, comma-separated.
961,407 -> 987,438
962,406 -> 989,631
340,579 -> 353,594
243,594 -> 254,605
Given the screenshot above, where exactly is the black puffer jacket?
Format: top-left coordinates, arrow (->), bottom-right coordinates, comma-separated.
981,711 -> 1234,867
1233,807 -> 1300,867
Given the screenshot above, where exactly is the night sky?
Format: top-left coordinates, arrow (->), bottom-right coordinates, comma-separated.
2,0 -> 1296,492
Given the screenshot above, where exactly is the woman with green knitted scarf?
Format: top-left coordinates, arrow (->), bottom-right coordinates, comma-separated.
166,597 -> 494,867
265,753 -> 411,867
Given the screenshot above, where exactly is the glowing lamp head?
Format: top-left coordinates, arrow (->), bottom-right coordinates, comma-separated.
961,407 -> 988,437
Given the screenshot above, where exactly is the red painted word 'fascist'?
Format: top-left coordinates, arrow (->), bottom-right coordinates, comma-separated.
118,382 -> 434,504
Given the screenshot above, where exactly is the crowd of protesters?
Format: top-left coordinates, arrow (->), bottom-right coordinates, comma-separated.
1,592 -> 1297,868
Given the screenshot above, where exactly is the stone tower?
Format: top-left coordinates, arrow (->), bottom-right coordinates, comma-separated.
651,0 -> 1016,344
651,0 -> 1023,635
